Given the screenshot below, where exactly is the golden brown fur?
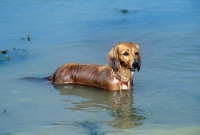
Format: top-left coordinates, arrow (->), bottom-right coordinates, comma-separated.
48,42 -> 141,91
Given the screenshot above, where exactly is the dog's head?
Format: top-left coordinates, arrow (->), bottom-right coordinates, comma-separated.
107,42 -> 141,72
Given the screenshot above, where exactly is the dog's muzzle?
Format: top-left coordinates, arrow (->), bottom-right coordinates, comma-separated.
130,60 -> 139,72
133,61 -> 139,68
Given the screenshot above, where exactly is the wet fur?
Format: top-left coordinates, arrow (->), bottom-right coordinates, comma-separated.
48,42 -> 141,91
48,64 -> 115,89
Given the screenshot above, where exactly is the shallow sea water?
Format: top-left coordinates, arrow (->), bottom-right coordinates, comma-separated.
0,0 -> 200,135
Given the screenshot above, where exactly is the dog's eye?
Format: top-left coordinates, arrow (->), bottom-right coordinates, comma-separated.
123,52 -> 129,56
135,52 -> 138,55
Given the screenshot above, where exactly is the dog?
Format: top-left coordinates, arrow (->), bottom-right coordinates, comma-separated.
47,42 -> 141,90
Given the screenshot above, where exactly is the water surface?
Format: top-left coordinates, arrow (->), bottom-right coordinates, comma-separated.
0,0 -> 200,135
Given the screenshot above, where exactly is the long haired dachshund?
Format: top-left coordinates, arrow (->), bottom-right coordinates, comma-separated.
47,42 -> 141,90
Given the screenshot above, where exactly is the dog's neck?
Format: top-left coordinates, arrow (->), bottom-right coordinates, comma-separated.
113,66 -> 134,86
114,72 -> 129,86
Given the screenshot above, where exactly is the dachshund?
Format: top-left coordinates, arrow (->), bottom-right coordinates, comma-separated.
47,42 -> 141,91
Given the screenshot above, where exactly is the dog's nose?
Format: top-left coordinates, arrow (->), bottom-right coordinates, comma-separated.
132,60 -> 139,68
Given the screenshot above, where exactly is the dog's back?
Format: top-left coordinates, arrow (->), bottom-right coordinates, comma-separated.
48,63 -> 114,89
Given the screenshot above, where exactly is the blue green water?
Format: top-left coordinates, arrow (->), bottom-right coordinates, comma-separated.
0,0 -> 200,135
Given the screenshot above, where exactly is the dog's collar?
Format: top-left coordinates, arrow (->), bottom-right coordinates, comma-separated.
114,72 -> 130,86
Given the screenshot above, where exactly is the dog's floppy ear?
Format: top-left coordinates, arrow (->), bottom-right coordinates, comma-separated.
136,44 -> 141,72
107,45 -> 120,72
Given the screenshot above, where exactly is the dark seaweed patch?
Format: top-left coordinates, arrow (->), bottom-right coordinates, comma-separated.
21,34 -> 31,41
0,50 -> 9,61
0,50 -> 8,54
27,34 -> 30,41
0,47 -> 27,62
75,120 -> 106,135
120,9 -> 128,13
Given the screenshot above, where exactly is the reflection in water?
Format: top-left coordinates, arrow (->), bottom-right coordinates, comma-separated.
54,85 -> 145,129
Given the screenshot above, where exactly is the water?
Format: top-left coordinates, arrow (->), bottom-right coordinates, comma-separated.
0,0 -> 200,135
